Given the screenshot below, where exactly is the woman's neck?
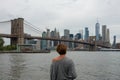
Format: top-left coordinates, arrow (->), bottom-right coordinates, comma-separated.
59,54 -> 65,57
52,54 -> 66,62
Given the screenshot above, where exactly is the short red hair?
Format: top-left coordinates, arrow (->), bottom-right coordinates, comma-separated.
56,44 -> 67,55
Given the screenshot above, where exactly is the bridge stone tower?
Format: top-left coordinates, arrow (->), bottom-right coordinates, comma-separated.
11,18 -> 24,45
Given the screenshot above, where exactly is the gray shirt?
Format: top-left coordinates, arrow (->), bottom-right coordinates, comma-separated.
50,57 -> 77,80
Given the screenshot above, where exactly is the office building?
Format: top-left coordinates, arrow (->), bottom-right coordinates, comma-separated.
69,34 -> 74,39
64,29 -> 70,47
106,28 -> 110,42
95,21 -> 100,41
102,25 -> 107,42
35,40 -> 41,50
75,33 -> 82,40
47,29 -> 50,49
69,34 -> 74,49
50,31 -> 54,48
112,35 -> 116,48
64,29 -> 70,39
74,33 -> 82,48
50,29 -> 60,48
84,27 -> 89,42
41,31 -> 47,50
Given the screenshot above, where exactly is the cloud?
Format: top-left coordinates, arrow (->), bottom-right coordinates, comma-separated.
0,0 -> 120,44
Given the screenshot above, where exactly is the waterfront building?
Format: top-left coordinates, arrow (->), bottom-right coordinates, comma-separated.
116,43 -> 120,49
25,39 -> 41,50
41,31 -> 47,50
25,39 -> 37,44
95,21 -> 100,41
84,27 -> 89,42
35,40 -> 41,50
102,25 -> 107,42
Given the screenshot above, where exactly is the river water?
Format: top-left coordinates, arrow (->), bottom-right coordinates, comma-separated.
0,51 -> 120,80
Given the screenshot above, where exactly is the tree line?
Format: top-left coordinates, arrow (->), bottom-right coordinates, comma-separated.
0,36 -> 16,51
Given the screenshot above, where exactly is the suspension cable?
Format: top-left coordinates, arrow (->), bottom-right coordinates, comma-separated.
24,23 -> 42,34
0,20 -> 10,23
24,20 -> 43,32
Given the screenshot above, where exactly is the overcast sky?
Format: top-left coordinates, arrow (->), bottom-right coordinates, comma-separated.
0,0 -> 120,44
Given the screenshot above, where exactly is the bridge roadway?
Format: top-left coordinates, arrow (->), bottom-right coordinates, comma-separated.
0,33 -> 16,38
0,33 -> 110,48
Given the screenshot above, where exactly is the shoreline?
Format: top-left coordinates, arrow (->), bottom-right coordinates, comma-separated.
0,50 -> 50,53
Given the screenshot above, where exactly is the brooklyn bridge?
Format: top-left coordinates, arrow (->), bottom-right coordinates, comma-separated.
0,18 -> 111,51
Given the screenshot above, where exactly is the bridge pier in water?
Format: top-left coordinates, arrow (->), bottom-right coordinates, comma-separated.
11,18 -> 24,46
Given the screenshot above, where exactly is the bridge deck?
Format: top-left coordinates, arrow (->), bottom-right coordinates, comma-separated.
0,33 -> 111,48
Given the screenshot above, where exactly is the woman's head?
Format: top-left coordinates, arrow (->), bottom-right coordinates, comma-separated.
56,44 -> 67,55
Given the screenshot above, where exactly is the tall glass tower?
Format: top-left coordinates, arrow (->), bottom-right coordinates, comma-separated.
84,27 -> 89,42
64,29 -> 70,47
41,31 -> 47,50
95,21 -> 100,41
112,35 -> 116,48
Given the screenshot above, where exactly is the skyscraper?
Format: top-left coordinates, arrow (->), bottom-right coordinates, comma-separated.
112,35 -> 116,48
64,29 -> 70,47
69,34 -> 74,49
84,27 -> 89,42
50,31 -> 54,48
75,33 -> 82,40
106,28 -> 110,42
64,29 -> 70,39
50,28 -> 60,48
47,29 -> 50,49
102,25 -> 107,42
95,21 -> 100,41
41,31 -> 47,50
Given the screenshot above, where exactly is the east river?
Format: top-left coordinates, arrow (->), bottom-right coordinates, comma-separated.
0,51 -> 120,80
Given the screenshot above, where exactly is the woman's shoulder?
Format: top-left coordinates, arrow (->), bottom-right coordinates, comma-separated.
52,56 -> 73,63
52,56 -> 62,62
65,57 -> 73,61
52,56 -> 67,62
52,57 -> 58,62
